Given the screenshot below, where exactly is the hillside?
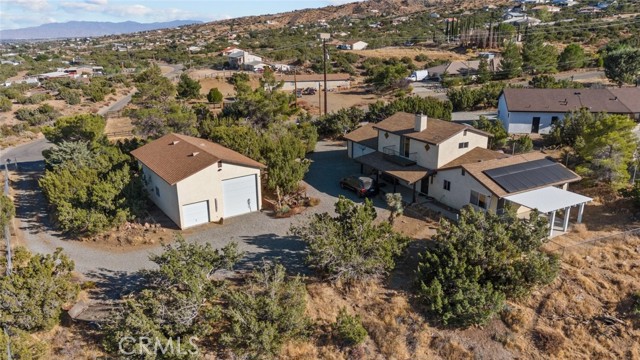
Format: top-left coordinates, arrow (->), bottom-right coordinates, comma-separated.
0,20 -> 202,40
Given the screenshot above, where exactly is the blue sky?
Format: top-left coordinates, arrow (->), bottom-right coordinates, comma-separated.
0,0 -> 361,30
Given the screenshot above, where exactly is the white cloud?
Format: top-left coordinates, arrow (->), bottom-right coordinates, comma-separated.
4,0 -> 51,11
85,0 -> 108,5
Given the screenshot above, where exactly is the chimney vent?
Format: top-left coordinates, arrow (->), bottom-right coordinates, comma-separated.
171,140 -> 180,145
190,152 -> 200,157
415,113 -> 428,132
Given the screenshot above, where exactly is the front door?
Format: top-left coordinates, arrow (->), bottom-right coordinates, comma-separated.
531,117 -> 541,133
420,177 -> 429,195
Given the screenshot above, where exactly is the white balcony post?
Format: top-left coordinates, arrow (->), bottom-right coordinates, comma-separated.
548,210 -> 556,237
577,203 -> 585,223
562,206 -> 571,232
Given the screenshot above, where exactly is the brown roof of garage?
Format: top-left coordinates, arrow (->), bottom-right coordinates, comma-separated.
373,112 -> 490,145
131,133 -> 265,185
343,123 -> 378,149
502,88 -> 640,113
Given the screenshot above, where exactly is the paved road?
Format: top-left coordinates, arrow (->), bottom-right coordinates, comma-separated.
11,141 -> 388,283
1,138 -> 51,166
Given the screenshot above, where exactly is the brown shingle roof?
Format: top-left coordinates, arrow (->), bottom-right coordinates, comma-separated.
276,73 -> 351,82
343,123 -> 378,149
459,152 -> 580,197
439,147 -> 510,170
131,133 -> 265,185
373,112 -> 490,145
355,151 -> 431,184
502,88 -> 640,114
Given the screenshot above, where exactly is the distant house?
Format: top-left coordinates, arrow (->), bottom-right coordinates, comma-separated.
273,73 -> 351,91
532,5 -> 562,12
426,59 -> 500,80
243,61 -> 269,72
227,51 -> 263,69
553,0 -> 578,6
498,88 -> 640,134
131,133 -> 266,229
344,112 -> 591,236
338,40 -> 368,51
220,46 -> 242,56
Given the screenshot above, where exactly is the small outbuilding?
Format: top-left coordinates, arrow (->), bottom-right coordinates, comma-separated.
131,133 -> 266,229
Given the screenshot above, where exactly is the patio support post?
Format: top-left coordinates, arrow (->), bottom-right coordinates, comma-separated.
412,182 -> 417,203
360,163 -> 363,174
577,203 -> 584,223
562,206 -> 571,232
548,210 -> 556,237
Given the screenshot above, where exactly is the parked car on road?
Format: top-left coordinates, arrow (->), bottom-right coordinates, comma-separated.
339,175 -> 378,197
302,87 -> 317,95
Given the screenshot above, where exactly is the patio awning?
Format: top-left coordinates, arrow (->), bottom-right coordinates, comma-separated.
503,186 -> 592,213
355,151 -> 432,184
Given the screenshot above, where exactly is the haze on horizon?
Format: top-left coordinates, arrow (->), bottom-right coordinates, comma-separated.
0,0 -> 363,31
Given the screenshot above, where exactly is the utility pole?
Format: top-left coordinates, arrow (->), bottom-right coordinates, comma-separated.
319,33 -> 330,116
318,82 -> 322,115
293,66 -> 298,108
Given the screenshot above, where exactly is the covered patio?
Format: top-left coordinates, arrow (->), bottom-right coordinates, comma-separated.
354,151 -> 433,203
503,186 -> 593,237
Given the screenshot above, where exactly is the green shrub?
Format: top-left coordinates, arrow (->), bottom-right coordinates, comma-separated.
334,307 -> 367,346
414,54 -> 429,62
631,291 -> 640,315
222,262 -> 310,359
291,197 -> 408,284
15,104 -> 60,126
228,72 -> 250,85
416,208 -> 558,327
0,96 -> 11,112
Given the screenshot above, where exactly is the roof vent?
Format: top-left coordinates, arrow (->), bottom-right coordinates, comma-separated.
574,92 -> 581,95
171,140 -> 180,145
190,152 -> 200,157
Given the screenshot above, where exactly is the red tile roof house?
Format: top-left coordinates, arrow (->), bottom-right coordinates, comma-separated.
344,112 -> 592,236
131,133 -> 266,229
497,88 -> 640,134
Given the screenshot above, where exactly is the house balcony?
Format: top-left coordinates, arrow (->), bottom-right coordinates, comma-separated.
382,145 -> 417,166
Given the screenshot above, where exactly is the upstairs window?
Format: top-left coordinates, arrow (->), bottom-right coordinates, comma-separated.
443,180 -> 451,191
458,142 -> 469,149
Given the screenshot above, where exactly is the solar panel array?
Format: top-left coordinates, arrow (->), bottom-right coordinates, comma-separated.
483,159 -> 577,193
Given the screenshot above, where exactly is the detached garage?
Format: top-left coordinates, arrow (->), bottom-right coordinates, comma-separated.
131,133 -> 266,229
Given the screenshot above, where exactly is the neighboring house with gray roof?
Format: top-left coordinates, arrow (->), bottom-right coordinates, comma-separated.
498,88 -> 640,134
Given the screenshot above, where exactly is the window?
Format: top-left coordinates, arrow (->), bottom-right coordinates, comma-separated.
551,116 -> 559,125
463,129 -> 468,136
461,169 -> 466,176
443,180 -> 451,191
155,186 -> 160,197
458,142 -> 469,149
470,190 -> 488,209
402,136 -> 411,157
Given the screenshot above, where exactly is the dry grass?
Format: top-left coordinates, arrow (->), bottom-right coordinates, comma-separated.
348,47 -> 469,61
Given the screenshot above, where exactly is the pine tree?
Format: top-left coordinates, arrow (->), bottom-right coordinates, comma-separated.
499,41 -> 523,79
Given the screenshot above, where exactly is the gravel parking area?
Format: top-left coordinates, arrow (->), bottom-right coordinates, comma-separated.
13,140 -> 389,281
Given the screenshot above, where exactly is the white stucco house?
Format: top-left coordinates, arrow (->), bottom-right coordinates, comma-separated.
131,133 -> 266,229
498,88 -> 640,134
344,112 -> 591,235
227,51 -> 263,69
338,40 -> 368,50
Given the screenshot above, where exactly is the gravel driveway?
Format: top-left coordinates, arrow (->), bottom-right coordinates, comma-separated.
12,140 -> 389,284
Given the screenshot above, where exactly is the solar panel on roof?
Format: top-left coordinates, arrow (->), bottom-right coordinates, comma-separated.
483,159 -> 577,193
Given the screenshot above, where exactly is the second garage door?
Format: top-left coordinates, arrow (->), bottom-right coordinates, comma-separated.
182,201 -> 209,228
222,174 -> 258,218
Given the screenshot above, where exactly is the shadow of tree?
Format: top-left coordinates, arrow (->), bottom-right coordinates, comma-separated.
11,160 -> 71,238
84,267 -> 145,301
237,233 -> 310,276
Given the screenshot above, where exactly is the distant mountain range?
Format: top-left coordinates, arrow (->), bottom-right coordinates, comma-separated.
0,20 -> 203,40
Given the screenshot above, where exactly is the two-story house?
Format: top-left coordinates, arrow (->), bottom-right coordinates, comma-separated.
498,88 -> 640,134
344,112 -> 592,235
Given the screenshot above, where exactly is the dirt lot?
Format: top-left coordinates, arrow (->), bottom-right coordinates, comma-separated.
348,47 -> 470,61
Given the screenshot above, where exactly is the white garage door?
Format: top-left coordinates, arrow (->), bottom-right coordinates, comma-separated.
222,174 -> 258,218
182,201 -> 209,228
352,144 -> 374,158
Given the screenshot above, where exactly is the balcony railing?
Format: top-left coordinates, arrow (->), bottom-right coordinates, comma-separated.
383,145 -> 417,166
